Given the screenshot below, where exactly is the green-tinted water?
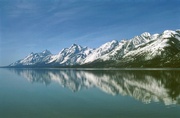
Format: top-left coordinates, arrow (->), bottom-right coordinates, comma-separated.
0,68 -> 180,118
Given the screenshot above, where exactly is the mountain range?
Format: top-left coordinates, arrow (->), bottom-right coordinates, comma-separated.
9,30 -> 180,68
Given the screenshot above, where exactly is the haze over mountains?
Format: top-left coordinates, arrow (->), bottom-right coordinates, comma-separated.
9,30 -> 180,68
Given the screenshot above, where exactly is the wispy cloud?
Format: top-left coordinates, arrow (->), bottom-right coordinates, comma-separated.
3,1 -> 39,17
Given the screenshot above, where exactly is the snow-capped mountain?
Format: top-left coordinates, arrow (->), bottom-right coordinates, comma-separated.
48,44 -> 93,66
9,29 -> 180,67
9,50 -> 52,66
83,29 -> 180,67
9,44 -> 94,67
83,40 -> 119,63
9,68 -> 180,105
83,32 -> 155,63
116,30 -> 180,67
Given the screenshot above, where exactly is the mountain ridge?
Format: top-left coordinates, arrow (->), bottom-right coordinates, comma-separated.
8,29 -> 180,68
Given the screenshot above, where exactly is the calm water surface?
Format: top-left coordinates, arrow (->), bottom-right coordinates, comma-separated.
0,68 -> 180,118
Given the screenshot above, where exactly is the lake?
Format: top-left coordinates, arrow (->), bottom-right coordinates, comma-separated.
0,68 -> 180,118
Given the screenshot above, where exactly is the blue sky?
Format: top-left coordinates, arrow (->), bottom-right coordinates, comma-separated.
0,0 -> 180,66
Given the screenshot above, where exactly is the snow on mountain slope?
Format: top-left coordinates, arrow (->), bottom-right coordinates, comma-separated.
9,50 -> 52,66
83,40 -> 119,63
109,32 -> 156,59
48,44 -> 93,65
83,31 -> 157,63
9,29 -> 180,67
84,30 -> 180,66
123,30 -> 180,61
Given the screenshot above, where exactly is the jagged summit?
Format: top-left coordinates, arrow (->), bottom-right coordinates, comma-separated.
83,40 -> 119,63
42,49 -> 51,55
140,32 -> 151,38
9,30 -> 180,67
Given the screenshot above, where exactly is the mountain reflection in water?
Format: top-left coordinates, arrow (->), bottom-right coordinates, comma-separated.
9,68 -> 180,105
